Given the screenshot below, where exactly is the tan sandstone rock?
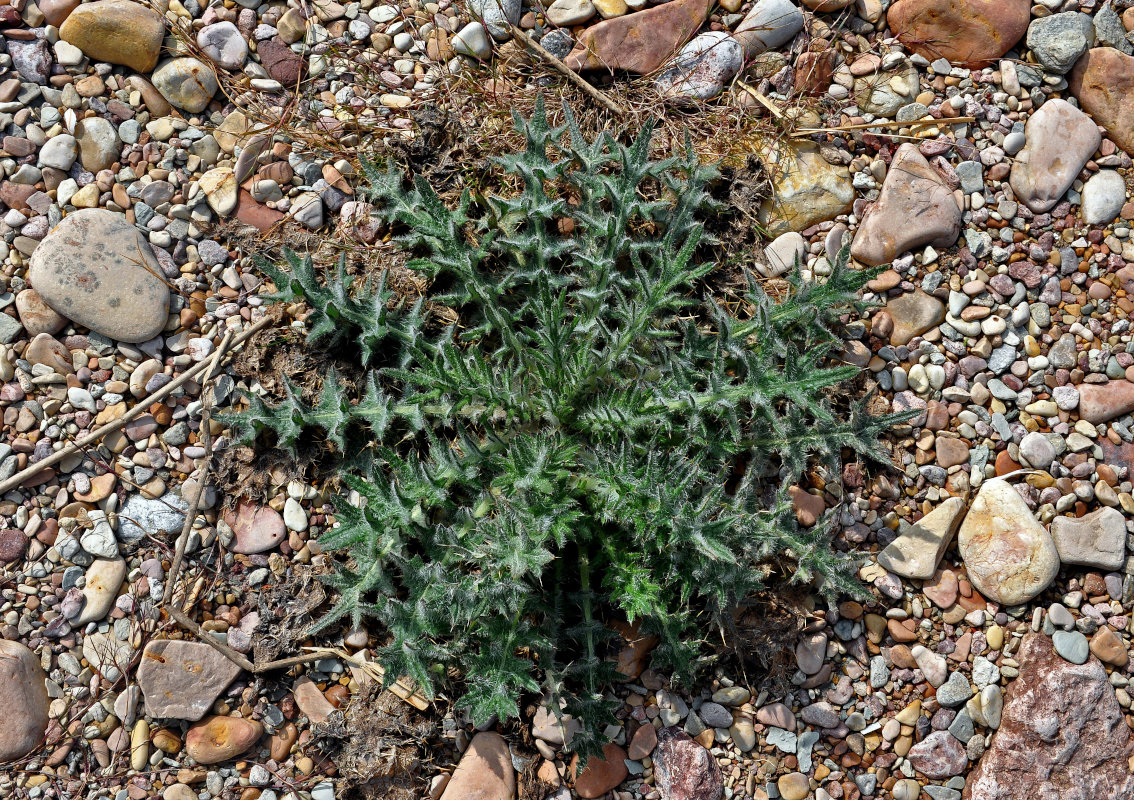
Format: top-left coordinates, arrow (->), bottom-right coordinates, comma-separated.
59,0 -> 165,72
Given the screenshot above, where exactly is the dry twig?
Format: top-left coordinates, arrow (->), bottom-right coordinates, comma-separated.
162,331 -> 234,604
508,24 -> 627,116
0,316 -> 273,495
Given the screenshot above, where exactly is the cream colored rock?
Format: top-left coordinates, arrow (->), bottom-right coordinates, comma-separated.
878,496 -> 965,580
199,168 -> 238,216
76,556 -> 127,625
957,478 -> 1059,605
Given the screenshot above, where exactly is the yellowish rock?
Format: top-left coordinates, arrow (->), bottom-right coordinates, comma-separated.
593,0 -> 628,16
130,720 -> 150,772
60,0 -> 165,72
758,142 -> 854,236
957,477 -> 1060,605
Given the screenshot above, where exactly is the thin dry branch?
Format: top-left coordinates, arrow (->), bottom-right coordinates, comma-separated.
508,24 -> 627,116
0,316 -> 274,495
162,330 -> 234,604
167,606 -> 257,673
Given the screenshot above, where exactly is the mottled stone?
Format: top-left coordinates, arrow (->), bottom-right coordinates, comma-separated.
653,727 -> 723,800
29,210 -> 169,343
908,730 -> 968,778
758,142 -> 854,236
957,478 -> 1059,605
138,641 -> 243,721
964,634 -> 1134,800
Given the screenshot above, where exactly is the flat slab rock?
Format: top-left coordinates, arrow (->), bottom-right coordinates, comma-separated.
137,640 -> 243,721
964,633 -> 1134,800
28,209 -> 170,343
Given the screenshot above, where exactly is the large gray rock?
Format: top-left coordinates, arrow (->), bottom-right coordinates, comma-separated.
0,641 -> 49,762
137,640 -> 244,721
28,209 -> 170,343
1026,12 -> 1095,74
734,0 -> 804,57
964,633 -> 1134,800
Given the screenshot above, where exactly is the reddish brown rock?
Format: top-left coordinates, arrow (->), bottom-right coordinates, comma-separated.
572,743 -> 629,799
964,633 -> 1134,800
627,723 -> 658,760
887,0 -> 1030,66
564,0 -> 712,74
184,716 -> 263,765
224,500 -> 287,554
793,50 -> 837,95
653,727 -> 724,800
0,640 -> 49,762
439,732 -> 515,800
235,190 -> 285,231
1069,47 -> 1134,156
258,37 -> 304,85
1077,381 -> 1134,424
0,181 -> 36,211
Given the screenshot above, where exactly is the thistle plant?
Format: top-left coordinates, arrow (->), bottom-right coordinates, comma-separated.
229,99 -> 911,760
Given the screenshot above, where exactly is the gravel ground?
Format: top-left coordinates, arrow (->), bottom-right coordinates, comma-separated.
3,0 -> 1134,799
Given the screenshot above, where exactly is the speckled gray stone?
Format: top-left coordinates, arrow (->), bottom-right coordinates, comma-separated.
28,209 -> 170,343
